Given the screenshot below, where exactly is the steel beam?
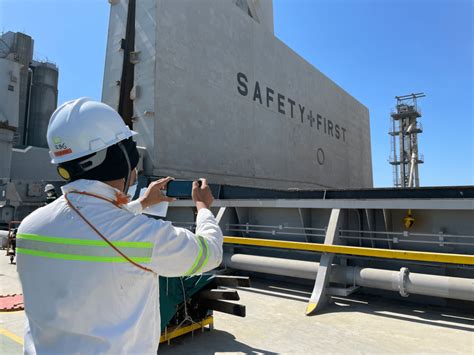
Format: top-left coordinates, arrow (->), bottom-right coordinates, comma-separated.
197,289 -> 240,301
200,299 -> 246,317
210,275 -> 251,288
171,198 -> 474,210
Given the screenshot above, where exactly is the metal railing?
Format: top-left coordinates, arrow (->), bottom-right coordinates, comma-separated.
170,221 -> 474,249
223,223 -> 474,248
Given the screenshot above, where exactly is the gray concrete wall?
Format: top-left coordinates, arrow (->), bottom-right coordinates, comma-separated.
105,0 -> 373,189
10,146 -> 58,181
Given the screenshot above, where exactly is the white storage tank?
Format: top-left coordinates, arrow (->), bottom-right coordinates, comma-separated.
0,32 -> 34,147
0,58 -> 21,178
26,61 -> 59,148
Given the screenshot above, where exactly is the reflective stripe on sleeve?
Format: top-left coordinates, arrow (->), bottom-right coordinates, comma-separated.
185,235 -> 210,275
16,233 -> 153,263
195,237 -> 210,274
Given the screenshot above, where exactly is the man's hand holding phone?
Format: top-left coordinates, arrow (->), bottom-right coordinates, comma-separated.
139,176 -> 176,209
139,177 -> 214,211
192,178 -> 214,211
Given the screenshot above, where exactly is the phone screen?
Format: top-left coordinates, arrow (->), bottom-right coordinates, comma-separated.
166,180 -> 220,199
166,180 -> 194,198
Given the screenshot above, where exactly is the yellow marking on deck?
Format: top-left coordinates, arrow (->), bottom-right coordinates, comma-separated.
160,316 -> 213,344
224,237 -> 474,265
305,302 -> 317,315
0,328 -> 24,345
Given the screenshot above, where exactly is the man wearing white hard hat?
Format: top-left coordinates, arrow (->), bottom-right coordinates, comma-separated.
16,98 -> 223,354
43,184 -> 57,205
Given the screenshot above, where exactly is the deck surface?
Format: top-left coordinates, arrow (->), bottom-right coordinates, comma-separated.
1,256 -> 472,354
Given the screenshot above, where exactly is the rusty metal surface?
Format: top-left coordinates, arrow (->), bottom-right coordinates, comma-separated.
0,294 -> 23,312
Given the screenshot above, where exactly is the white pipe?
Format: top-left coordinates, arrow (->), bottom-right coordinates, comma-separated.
224,254 -> 474,302
224,253 -> 318,280
408,152 -> 417,187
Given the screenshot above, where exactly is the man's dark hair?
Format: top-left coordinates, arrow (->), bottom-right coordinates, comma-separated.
59,138 -> 139,182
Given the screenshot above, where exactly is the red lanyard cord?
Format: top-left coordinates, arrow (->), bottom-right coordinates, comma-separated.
64,191 -> 157,276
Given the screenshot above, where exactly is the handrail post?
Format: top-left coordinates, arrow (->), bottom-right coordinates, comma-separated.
306,209 -> 344,315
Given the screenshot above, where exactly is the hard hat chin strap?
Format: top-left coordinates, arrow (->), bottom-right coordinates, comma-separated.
118,141 -> 132,195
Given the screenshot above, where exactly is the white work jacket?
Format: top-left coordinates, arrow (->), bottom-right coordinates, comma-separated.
17,179 -> 223,354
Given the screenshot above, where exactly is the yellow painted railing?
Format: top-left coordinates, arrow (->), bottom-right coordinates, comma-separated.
224,236 -> 474,265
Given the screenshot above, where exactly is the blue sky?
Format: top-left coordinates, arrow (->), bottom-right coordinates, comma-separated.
1,0 -> 472,187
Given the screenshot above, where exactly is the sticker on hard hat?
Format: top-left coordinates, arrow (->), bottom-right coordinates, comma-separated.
54,148 -> 73,157
57,167 -> 71,180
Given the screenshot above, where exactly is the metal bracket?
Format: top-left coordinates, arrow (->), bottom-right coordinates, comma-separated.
306,208 -> 344,315
438,231 -> 445,247
398,267 -> 410,297
297,208 -> 312,242
129,51 -> 140,64
327,286 -> 359,297
130,85 -> 139,100
234,208 -> 249,237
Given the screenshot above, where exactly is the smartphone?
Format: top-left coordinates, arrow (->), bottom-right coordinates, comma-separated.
166,180 -> 220,199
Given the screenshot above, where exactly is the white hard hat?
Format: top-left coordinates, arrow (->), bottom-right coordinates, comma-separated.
44,184 -> 55,193
47,97 -> 136,164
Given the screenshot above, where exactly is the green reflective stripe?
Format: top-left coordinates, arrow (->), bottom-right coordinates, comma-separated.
195,237 -> 210,274
17,233 -> 152,249
185,236 -> 210,275
185,236 -> 204,276
17,239 -> 152,259
16,233 -> 153,264
17,248 -> 151,263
